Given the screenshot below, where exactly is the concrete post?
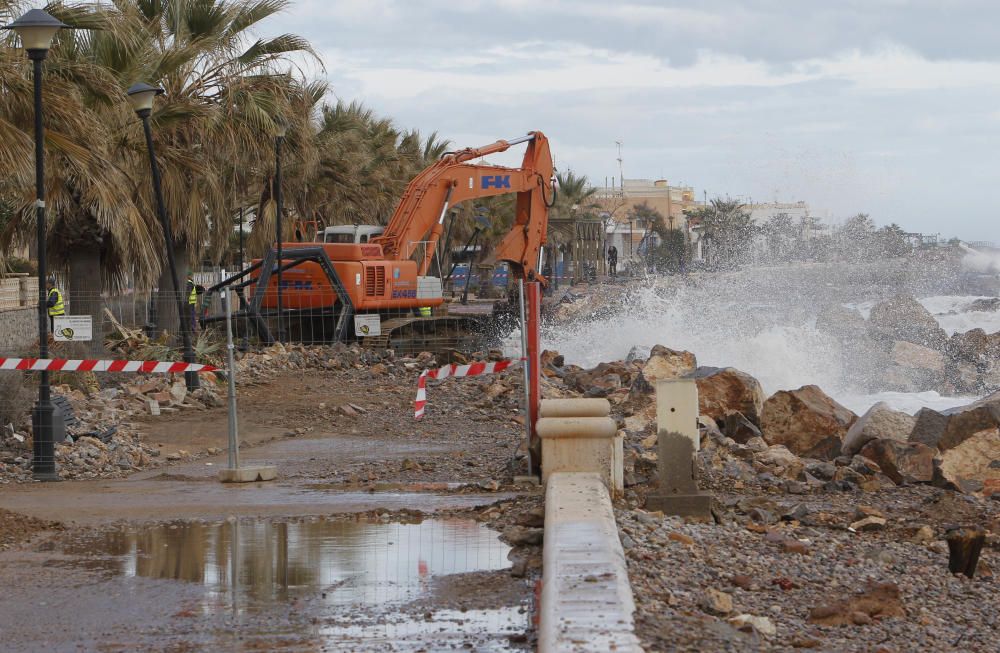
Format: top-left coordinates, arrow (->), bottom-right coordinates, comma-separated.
18,278 -> 28,307
645,379 -> 713,518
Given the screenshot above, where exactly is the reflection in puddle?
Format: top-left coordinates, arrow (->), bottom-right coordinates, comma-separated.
59,517 -> 527,651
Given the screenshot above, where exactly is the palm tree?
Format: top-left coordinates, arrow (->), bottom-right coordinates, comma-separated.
546,170 -> 598,273
0,1 -> 161,344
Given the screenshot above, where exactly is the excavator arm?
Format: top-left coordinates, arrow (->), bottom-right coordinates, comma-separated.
372,131 -> 554,283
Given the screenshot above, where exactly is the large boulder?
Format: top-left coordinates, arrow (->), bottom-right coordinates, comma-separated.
945,360 -> 983,394
936,427 -> 1000,492
891,341 -> 945,373
908,407 -> 950,447
867,295 -> 947,350
761,385 -> 857,460
688,367 -> 765,427
754,444 -> 804,479
945,329 -> 995,363
910,393 -> 1000,451
858,438 -> 935,485
815,304 -> 867,341
629,345 -> 697,395
564,361 -> 638,396
969,298 -> 1000,312
842,402 -> 916,455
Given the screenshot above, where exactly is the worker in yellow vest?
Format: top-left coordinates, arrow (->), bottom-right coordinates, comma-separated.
417,306 -> 431,317
186,273 -> 201,334
45,276 -> 64,333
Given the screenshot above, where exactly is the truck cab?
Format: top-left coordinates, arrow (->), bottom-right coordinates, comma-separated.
317,225 -> 385,244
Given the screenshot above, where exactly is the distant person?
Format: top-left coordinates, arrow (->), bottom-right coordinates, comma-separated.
186,273 -> 204,334
45,276 -> 64,333
607,245 -> 618,278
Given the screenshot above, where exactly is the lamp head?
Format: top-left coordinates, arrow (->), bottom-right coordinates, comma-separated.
273,114 -> 288,138
3,9 -> 68,54
126,82 -> 164,116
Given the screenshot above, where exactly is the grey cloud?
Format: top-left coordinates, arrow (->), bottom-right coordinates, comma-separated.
278,0 -> 1000,66
266,1 -> 1000,239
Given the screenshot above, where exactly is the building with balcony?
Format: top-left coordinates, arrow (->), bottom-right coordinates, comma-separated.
593,179 -> 704,263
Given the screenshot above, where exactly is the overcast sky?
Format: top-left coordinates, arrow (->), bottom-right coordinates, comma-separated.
269,0 -> 1000,240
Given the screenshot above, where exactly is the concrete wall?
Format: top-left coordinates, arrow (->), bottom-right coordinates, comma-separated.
0,308 -> 37,355
539,472 -> 643,653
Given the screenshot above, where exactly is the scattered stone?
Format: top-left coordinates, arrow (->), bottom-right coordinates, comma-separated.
730,574 -> 754,590
728,614 -> 776,637
911,525 -> 934,543
502,525 -> 543,546
782,540 -> 810,555
850,516 -> 887,532
700,588 -> 734,615
808,582 -> 905,626
667,531 -> 695,546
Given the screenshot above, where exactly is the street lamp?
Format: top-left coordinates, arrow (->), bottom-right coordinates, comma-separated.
4,8 -> 68,481
127,82 -> 199,391
273,114 -> 287,342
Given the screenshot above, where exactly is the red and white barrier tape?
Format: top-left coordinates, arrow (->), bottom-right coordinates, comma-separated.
0,358 -> 217,374
414,359 -> 519,419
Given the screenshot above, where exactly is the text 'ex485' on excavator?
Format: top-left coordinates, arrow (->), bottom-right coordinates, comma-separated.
201,131 -> 555,354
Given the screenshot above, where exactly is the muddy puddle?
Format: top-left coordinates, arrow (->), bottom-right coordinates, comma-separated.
53,516 -> 531,651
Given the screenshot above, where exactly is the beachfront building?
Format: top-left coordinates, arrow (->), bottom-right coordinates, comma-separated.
594,179 -> 703,265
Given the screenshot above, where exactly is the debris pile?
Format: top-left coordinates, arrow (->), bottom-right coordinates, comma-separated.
0,341 -> 517,483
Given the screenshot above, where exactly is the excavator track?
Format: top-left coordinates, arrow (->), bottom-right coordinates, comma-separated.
362,315 -> 488,355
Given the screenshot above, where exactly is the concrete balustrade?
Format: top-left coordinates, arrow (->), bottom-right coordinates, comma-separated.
537,399 -> 623,492
539,398 -> 611,418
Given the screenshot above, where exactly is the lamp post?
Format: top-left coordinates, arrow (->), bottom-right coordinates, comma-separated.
127,82 -> 198,390
273,115 -> 287,342
4,9 -> 68,481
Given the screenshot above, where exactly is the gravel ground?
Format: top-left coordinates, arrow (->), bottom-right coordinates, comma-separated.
619,484 -> 999,652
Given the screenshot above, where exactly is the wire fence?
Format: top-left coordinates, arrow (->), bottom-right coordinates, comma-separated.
0,258 -> 583,361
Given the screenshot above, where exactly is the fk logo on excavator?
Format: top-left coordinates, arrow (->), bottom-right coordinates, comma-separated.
481,174 -> 511,189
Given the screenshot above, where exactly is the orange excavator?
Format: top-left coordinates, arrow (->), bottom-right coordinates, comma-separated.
204,131 -> 554,351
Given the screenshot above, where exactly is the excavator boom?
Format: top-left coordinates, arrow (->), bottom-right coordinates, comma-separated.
373,131 -> 554,283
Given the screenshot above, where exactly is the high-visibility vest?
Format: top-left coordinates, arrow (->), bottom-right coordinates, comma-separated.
418,306 -> 431,317
187,281 -> 197,305
47,288 -> 65,317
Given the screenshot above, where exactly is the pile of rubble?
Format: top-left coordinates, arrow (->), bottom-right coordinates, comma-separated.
0,342 -> 499,483
0,374 -> 227,482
